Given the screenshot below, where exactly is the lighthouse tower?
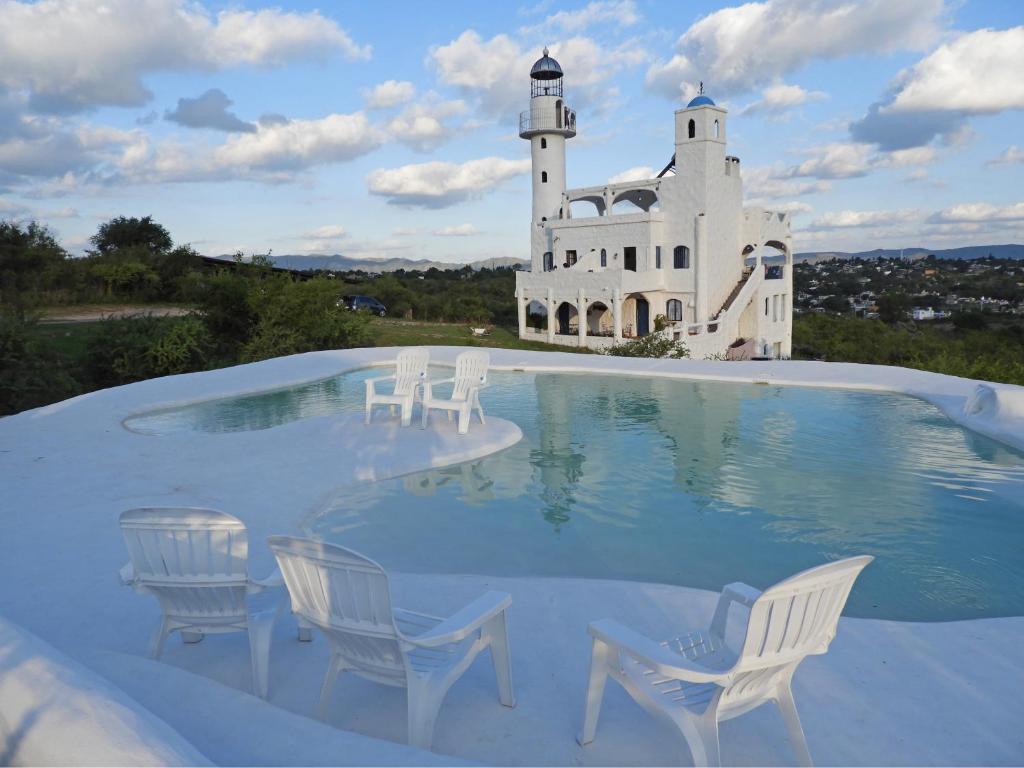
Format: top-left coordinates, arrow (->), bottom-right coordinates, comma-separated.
520,48 -> 576,229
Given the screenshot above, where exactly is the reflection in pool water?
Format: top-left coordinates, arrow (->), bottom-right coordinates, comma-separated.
128,369 -> 1024,622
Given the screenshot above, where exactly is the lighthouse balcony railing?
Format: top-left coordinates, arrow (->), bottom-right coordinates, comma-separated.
519,108 -> 577,136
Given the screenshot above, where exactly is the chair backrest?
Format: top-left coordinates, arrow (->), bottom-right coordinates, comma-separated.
268,536 -> 407,684
393,348 -> 429,396
452,350 -> 489,401
722,556 -> 872,707
119,507 -> 250,621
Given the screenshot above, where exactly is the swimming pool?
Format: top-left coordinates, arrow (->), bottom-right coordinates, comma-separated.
127,368 -> 1024,622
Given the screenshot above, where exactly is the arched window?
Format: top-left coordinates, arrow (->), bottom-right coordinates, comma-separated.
600,248 -> 607,267
713,119 -> 720,138
541,171 -> 548,183
541,137 -> 547,149
666,299 -> 683,322
688,119 -> 695,139
543,252 -> 554,271
673,245 -> 690,269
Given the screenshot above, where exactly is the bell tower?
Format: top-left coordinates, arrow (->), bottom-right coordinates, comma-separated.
520,47 -> 576,225
675,83 -> 727,202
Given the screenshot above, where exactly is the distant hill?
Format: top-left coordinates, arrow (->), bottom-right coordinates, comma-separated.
224,253 -> 529,273
796,244 -> 1024,263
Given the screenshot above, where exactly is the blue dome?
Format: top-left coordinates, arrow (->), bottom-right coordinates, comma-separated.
687,94 -> 715,108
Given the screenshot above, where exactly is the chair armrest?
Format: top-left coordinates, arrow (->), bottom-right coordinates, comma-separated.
119,561 -> 136,587
405,591 -> 511,648
587,619 -> 728,684
422,377 -> 456,401
365,374 -> 396,395
247,567 -> 285,594
710,581 -> 762,639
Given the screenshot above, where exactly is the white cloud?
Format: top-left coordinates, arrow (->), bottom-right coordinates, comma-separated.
808,209 -> 920,229
385,98 -> 467,152
743,165 -> 832,202
429,31 -> 636,118
365,80 -> 416,109
0,0 -> 369,112
304,225 -> 346,239
988,146 -> 1024,166
928,202 -> 1024,224
739,82 -> 827,115
434,224 -> 479,236
886,27 -> 1024,114
646,0 -> 945,101
783,141 -> 937,180
366,156 -> 531,208
527,1 -> 638,32
608,166 -> 656,183
118,112 -> 384,184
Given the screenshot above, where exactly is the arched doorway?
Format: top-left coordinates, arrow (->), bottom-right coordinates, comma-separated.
556,302 -> 577,335
636,296 -> 650,336
586,301 -> 611,335
624,294 -> 649,337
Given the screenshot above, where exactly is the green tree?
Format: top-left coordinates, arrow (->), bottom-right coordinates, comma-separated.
876,291 -> 911,323
0,313 -> 79,415
0,221 -> 68,319
90,216 -> 172,255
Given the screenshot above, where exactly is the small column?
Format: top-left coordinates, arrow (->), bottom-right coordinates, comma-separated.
516,287 -> 527,338
603,188 -> 612,216
546,288 -> 555,344
613,288 -> 623,341
577,287 -> 586,347
695,213 -> 709,323
783,234 -> 794,358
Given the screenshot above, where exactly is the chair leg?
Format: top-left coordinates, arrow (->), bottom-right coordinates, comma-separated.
248,614 -> 275,700
578,638 -> 613,746
776,684 -> 813,767
149,617 -> 171,659
421,405 -> 430,429
407,685 -> 445,751
694,716 -> 721,768
297,616 -> 313,642
457,406 -> 470,435
180,629 -> 204,644
317,654 -> 346,720
401,400 -> 413,427
485,612 -> 515,707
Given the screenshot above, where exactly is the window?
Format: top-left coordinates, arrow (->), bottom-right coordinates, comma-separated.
673,245 -> 690,269
666,299 -> 682,322
541,171 -> 548,183
565,250 -> 578,267
543,251 -> 553,271
688,119 -> 696,139
600,248 -> 607,267
655,246 -> 662,269
713,119 -> 720,138
765,297 -> 770,316
624,247 -> 637,271
541,138 -> 547,149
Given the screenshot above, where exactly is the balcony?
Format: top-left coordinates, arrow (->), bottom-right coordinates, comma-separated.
519,107 -> 576,139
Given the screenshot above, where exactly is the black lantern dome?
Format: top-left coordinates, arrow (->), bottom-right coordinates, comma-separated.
530,47 -> 563,97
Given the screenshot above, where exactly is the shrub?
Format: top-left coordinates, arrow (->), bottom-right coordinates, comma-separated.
0,314 -> 79,415
606,333 -> 690,359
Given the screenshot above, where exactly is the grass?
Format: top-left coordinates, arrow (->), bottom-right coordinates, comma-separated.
364,318 -> 592,354
26,321 -> 100,363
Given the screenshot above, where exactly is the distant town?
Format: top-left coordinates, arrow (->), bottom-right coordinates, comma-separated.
794,255 -> 1024,322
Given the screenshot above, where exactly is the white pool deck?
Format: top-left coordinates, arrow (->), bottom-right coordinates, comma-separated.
1,347 -> 1023,765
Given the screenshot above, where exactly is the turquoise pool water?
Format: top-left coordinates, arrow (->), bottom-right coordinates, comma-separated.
127,369 -> 1024,622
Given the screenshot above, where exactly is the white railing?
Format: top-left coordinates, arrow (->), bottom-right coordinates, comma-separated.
519,108 -> 576,135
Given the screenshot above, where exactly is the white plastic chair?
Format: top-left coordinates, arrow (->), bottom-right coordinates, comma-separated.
365,348 -> 430,427
579,556 -> 873,767
268,536 -> 515,750
119,507 -> 304,699
420,350 -> 489,435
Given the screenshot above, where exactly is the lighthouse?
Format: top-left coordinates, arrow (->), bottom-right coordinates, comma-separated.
519,47 -> 576,228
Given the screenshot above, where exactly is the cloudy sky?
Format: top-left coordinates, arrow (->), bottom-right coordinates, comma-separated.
0,0 -> 1021,260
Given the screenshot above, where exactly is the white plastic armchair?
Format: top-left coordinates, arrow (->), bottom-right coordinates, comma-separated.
119,507 -> 306,699
365,348 -> 430,427
579,556 -> 873,767
268,536 -> 515,750
420,350 -> 489,435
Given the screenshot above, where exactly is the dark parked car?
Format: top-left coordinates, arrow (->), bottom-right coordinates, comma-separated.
340,295 -> 387,316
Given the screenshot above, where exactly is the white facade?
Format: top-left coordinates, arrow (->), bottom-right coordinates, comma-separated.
514,55 -> 793,359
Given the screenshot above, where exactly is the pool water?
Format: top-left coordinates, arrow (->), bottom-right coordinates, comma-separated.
128,369 -> 1024,622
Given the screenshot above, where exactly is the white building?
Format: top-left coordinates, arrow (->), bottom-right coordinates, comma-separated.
514,50 -> 793,359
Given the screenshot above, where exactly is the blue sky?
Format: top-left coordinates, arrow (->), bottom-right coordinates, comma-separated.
0,0 -> 1022,260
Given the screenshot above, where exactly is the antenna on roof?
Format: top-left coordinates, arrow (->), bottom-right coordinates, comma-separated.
698,81 -> 704,95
